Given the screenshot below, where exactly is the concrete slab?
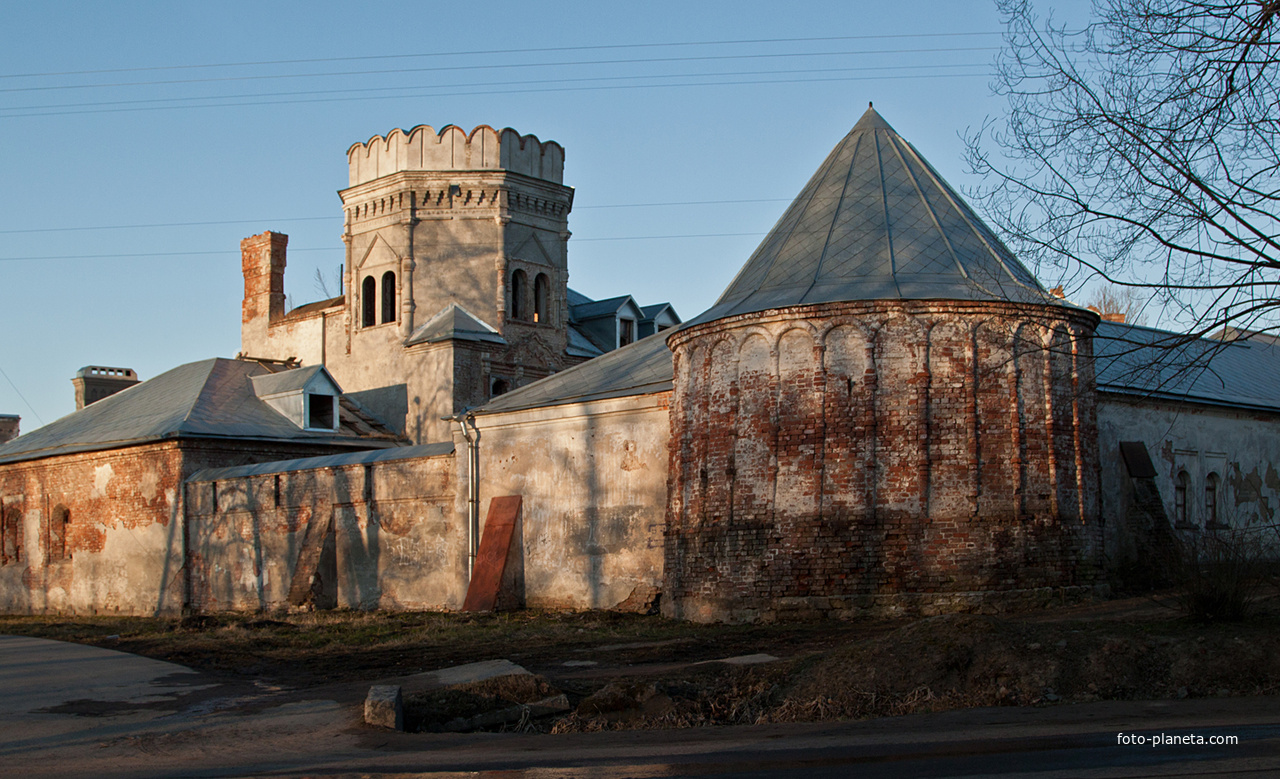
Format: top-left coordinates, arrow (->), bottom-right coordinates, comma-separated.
694,653 -> 780,666
398,659 -> 530,693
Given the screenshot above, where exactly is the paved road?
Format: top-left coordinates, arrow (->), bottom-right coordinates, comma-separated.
3,634 -> 1279,778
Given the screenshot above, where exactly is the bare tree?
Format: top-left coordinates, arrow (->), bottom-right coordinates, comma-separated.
312,266 -> 343,300
968,0 -> 1280,341
1085,284 -> 1149,325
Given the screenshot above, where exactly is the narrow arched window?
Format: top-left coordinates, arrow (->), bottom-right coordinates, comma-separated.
1205,472 -> 1219,526
381,270 -> 396,324
51,504 -> 70,560
1174,471 -> 1189,525
0,507 -> 20,565
361,276 -> 376,327
534,273 -> 549,324
510,269 -> 528,321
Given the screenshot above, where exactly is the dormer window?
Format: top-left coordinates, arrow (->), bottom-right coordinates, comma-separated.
619,318 -> 636,347
307,393 -> 336,430
251,365 -> 344,432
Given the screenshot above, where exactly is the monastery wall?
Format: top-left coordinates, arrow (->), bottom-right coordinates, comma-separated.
664,300 -> 1104,623
186,448 -> 460,612
467,392 -> 669,611
1097,395 -> 1280,568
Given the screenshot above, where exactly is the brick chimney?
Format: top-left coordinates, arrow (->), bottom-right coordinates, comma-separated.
241,231 -> 288,331
72,366 -> 140,410
0,415 -> 18,443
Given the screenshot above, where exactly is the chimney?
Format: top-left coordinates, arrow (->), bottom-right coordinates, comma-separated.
0,415 -> 18,444
72,366 -> 140,410
241,231 -> 288,330
1101,312 -> 1127,323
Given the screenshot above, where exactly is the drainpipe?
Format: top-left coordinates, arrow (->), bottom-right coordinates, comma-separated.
449,410 -> 481,581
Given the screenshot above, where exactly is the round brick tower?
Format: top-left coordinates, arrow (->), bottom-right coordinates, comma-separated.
663,108 -> 1103,622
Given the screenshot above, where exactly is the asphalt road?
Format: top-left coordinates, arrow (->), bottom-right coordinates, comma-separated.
3,634 -> 1279,778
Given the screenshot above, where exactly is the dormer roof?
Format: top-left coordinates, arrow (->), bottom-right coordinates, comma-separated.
686,107 -> 1056,328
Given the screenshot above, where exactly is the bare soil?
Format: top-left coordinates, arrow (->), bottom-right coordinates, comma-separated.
4,589 -> 1279,733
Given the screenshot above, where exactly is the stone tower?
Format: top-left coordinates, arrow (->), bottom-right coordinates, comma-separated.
241,125 -> 578,443
663,108 -> 1103,622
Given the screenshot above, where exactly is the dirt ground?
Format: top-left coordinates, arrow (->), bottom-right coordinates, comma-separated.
3,589 -> 1279,734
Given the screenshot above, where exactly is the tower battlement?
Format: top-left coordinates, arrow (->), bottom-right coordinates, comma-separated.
346,125 -> 565,187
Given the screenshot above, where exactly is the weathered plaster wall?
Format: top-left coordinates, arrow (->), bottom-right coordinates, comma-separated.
186,450 -> 460,612
1097,395 -> 1280,558
466,392 -> 669,611
665,300 -> 1104,623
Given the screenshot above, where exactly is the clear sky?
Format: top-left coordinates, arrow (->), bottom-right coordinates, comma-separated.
1,0 -> 1020,430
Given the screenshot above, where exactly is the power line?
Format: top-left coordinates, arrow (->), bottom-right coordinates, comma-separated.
0,32 -> 1002,80
0,46 -> 999,95
0,70 -> 991,119
1,62 -> 989,115
0,200 -> 794,236
0,365 -> 45,427
0,231 -> 771,262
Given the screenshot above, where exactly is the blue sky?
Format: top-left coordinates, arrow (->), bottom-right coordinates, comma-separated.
1,0 -> 1022,429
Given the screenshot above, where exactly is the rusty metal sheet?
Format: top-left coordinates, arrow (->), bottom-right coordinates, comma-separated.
463,496 -> 522,612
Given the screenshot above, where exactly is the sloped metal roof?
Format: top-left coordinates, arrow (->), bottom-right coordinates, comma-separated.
686,107 -> 1056,328
0,358 -> 401,464
474,331 -> 673,415
249,364 -> 334,397
405,303 -> 506,346
570,294 -> 639,321
1095,321 -> 1280,412
189,442 -> 454,482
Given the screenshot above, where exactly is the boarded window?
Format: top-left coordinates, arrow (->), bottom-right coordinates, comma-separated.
50,504 -> 70,561
381,270 -> 396,324
534,273 -> 549,323
362,276 -> 377,327
1,506 -> 20,565
1174,471 -> 1189,525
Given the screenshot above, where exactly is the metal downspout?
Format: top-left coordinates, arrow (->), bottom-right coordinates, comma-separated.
451,410 -> 481,581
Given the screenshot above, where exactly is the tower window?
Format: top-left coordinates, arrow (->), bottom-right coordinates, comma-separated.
361,276 -> 376,327
510,269 -> 528,321
534,273 -> 549,323
381,270 -> 396,324
1205,472 -> 1220,526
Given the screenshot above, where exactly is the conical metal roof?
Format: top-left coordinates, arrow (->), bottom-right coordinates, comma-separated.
687,107 -> 1054,327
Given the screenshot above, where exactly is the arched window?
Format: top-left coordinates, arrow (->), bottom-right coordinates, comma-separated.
381,270 -> 396,324
1174,471 -> 1189,525
491,378 -> 510,397
1205,472 -> 1220,526
361,276 -> 376,327
51,504 -> 70,561
510,269 -> 528,321
534,273 -> 549,324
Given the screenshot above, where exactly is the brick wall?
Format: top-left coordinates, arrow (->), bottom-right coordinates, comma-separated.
185,449 -> 458,612
664,300 -> 1103,622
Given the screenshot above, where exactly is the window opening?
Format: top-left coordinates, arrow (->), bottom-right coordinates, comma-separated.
361,276 -> 376,327
1174,471 -> 1189,525
1,507 -> 20,565
510,269 -> 528,320
619,318 -> 636,347
51,504 -> 70,561
534,273 -> 549,323
308,394 -> 336,429
1205,472 -> 1219,526
491,378 -> 510,397
381,270 -> 396,324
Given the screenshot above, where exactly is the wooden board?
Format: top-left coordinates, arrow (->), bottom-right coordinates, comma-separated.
462,496 -> 522,612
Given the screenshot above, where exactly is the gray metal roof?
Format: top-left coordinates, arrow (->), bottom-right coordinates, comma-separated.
566,323 -> 605,358
249,364 -> 333,397
405,303 -> 506,347
570,294 -> 638,321
475,331 -> 673,415
0,358 -> 401,465
686,107 -> 1056,328
1095,321 -> 1280,413
188,442 -> 453,482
